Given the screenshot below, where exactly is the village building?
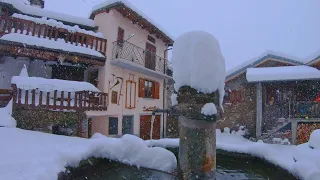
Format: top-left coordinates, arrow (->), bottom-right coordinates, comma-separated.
223,52 -> 320,144
0,0 -> 174,140
89,0 -> 173,140
0,0 -> 109,137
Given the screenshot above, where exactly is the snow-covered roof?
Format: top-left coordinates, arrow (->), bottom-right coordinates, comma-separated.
12,13 -> 103,38
246,66 -> 320,82
11,76 -> 100,92
227,51 -> 305,81
90,0 -> 174,44
0,33 -> 105,58
0,0 -> 95,28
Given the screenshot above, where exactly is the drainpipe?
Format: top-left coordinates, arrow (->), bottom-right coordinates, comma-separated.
162,46 -> 173,138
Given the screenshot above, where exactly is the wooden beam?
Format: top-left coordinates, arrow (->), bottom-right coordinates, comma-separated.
256,82 -> 263,139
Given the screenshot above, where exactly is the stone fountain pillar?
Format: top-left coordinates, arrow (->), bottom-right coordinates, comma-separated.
178,86 -> 220,180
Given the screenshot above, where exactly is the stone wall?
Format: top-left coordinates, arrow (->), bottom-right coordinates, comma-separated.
13,107 -> 86,136
221,74 -> 257,137
165,78 -> 178,138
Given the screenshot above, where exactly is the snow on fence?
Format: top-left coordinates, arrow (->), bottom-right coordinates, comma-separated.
0,15 -> 107,54
11,84 -> 108,111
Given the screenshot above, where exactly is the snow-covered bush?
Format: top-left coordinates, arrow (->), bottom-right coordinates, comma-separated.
201,103 -> 217,116
223,127 -> 230,134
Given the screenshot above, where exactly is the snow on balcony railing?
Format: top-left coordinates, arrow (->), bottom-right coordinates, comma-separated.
0,15 -> 107,55
112,41 -> 169,75
11,84 -> 108,111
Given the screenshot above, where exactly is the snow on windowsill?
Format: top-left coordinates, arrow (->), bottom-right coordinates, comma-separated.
12,13 -> 103,38
1,33 -> 104,58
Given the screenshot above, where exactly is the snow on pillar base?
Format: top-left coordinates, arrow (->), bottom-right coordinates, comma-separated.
179,116 -> 216,180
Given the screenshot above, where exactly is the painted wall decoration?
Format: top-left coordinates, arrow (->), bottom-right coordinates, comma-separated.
125,80 -> 136,109
143,106 -> 158,111
111,91 -> 118,104
109,74 -> 124,106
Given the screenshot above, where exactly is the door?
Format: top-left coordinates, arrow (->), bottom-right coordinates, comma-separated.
140,115 -> 161,140
145,43 -> 156,70
122,116 -> 134,135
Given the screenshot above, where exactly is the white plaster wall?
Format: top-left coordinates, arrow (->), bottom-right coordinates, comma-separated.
92,9 -> 168,137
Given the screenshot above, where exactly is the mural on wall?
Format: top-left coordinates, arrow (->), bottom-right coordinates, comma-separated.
125,74 -> 136,109
109,74 -> 124,105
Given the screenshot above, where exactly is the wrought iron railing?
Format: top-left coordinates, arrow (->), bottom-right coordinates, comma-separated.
112,41 -> 169,75
0,15 -> 107,54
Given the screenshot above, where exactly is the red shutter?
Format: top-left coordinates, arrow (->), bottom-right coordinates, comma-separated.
117,27 -> 124,42
139,78 -> 145,97
152,82 -> 160,99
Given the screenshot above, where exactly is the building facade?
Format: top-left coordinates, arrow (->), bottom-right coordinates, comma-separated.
89,1 -> 174,139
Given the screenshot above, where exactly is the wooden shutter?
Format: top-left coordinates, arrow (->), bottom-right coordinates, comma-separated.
117,27 -> 124,42
139,78 -> 145,97
152,82 -> 160,99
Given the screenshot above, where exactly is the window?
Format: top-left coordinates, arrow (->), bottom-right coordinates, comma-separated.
148,35 -> 156,44
108,117 -> 118,135
122,116 -> 134,135
145,80 -> 153,98
117,27 -> 124,46
138,78 -> 160,99
111,91 -> 118,104
227,90 -> 243,103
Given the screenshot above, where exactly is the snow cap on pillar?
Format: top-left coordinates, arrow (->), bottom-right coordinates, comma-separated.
171,31 -> 226,107
19,64 -> 29,77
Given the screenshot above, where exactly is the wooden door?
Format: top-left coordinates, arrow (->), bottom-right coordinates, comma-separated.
145,43 -> 156,70
140,115 -> 161,140
117,27 -> 124,45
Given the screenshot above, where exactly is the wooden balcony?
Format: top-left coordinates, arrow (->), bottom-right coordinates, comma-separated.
112,41 -> 171,79
2,85 -> 108,112
0,15 -> 107,54
264,101 -> 320,119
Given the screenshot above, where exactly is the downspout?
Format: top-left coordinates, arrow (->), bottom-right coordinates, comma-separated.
162,46 -> 173,138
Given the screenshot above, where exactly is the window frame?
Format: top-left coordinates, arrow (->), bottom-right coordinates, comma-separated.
108,117 -> 118,135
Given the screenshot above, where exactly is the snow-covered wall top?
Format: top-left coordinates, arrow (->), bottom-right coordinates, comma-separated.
0,33 -> 104,58
91,0 -> 174,41
12,76 -> 100,92
12,13 -> 103,38
246,66 -> 320,82
171,31 -> 226,107
0,0 -> 95,28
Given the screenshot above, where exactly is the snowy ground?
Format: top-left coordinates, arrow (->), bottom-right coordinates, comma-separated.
0,128 -> 177,180
146,130 -> 320,180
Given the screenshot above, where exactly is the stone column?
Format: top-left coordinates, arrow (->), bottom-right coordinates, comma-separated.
177,86 -> 219,180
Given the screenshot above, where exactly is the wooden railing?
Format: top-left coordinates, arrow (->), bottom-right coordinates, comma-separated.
11,84 -> 108,111
0,15 -> 107,54
290,101 -> 320,118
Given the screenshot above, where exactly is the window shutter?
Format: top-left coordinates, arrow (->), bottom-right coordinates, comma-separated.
139,78 -> 145,97
152,82 -> 160,99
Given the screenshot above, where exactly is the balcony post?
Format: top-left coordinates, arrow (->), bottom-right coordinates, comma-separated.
256,82 -> 263,140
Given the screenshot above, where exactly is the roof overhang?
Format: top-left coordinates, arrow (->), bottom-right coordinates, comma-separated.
0,39 -> 106,66
246,66 -> 320,83
226,54 -> 304,82
90,1 -> 174,45
111,59 -> 172,80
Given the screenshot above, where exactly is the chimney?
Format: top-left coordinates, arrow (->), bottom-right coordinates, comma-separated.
28,0 -> 44,8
